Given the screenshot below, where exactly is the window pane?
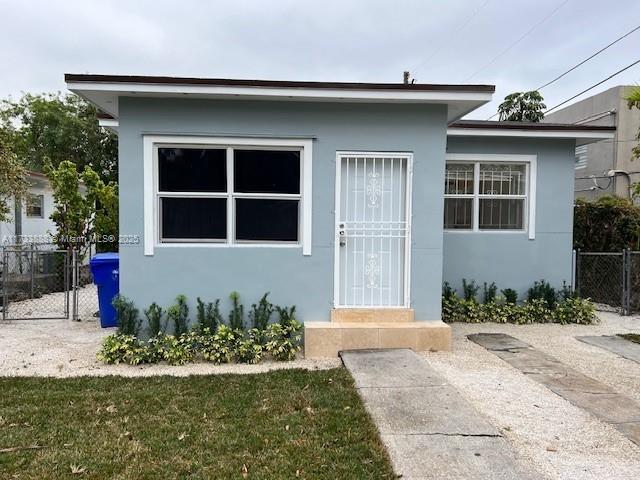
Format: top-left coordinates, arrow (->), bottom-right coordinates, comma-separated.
479,163 -> 526,195
479,199 -> 524,230
161,197 -> 226,240
26,194 -> 43,217
445,163 -> 474,194
159,148 -> 226,192
235,199 -> 298,241
234,150 -> 300,194
444,198 -> 473,229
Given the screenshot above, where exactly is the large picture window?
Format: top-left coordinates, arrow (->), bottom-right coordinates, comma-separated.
157,146 -> 301,244
444,158 -> 531,232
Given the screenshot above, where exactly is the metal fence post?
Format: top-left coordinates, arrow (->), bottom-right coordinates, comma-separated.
72,249 -> 79,321
625,248 -> 632,315
575,249 -> 581,297
1,247 -> 7,321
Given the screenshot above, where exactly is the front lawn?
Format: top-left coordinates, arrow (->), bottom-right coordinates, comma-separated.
0,369 -> 394,479
619,333 -> 640,344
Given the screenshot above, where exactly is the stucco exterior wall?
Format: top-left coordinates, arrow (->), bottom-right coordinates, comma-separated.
117,98 -> 448,322
443,136 -> 575,297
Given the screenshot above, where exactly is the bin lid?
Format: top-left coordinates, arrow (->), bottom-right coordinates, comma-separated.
90,252 -> 119,265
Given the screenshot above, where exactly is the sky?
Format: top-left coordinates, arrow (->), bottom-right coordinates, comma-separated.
1,0 -> 639,119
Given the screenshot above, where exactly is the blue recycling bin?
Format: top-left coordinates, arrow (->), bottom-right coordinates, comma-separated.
90,253 -> 119,328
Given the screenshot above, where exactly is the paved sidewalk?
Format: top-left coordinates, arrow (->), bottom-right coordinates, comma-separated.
576,335 -> 640,364
341,349 -> 535,480
469,333 -> 640,446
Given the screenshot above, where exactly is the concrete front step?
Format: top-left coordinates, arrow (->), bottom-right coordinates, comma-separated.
304,320 -> 451,358
331,308 -> 414,323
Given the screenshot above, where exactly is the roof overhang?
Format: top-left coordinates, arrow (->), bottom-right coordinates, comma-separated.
447,120 -> 615,146
65,74 -> 495,123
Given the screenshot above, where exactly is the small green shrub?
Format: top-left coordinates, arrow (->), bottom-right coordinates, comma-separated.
201,325 -> 240,364
518,299 -> 551,324
501,288 -> 518,304
112,295 -> 141,336
249,293 -> 274,331
196,298 -> 222,332
265,307 -> 302,361
528,280 -> 557,310
483,282 -> 497,304
167,295 -> 189,336
553,297 -> 597,325
144,302 -> 166,337
228,291 -> 244,330
442,282 -> 456,301
97,333 -> 148,365
559,281 -> 577,301
158,333 -> 197,365
462,279 -> 479,302
236,331 -> 264,364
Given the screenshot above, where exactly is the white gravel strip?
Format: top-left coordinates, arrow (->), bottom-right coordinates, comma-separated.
0,319 -> 340,377
422,312 -> 640,480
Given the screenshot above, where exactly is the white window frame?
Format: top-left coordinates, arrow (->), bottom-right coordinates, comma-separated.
444,153 -> 537,240
26,194 -> 44,218
143,135 -> 313,256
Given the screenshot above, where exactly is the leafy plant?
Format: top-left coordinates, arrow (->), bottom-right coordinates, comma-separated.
483,282 -> 497,304
553,297 -> 596,325
461,279 -> 479,302
144,302 -> 166,337
442,282 -> 456,301
0,138 -> 28,222
249,293 -> 274,331
201,325 -> 240,364
501,288 -> 518,304
275,305 -> 297,327
236,331 -> 264,364
527,280 -> 557,310
573,196 -> 640,251
497,90 -> 546,122
112,295 -> 141,337
167,295 -> 189,336
559,281 -> 577,301
228,291 -> 244,330
97,334 -> 148,365
196,297 -> 222,332
266,306 -> 302,361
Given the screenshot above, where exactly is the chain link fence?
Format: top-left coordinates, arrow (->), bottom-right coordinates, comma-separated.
575,249 -> 640,315
1,244 -> 98,321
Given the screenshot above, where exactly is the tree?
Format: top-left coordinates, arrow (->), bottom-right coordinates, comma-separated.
0,93 -> 117,183
497,91 -> 546,122
45,160 -> 118,256
0,138 -> 28,223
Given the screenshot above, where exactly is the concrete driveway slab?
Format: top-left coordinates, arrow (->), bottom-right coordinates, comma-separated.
469,333 -> 640,446
341,349 -> 535,479
576,335 -> 640,364
466,333 -> 531,351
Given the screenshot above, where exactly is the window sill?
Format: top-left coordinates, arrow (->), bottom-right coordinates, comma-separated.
155,242 -> 302,249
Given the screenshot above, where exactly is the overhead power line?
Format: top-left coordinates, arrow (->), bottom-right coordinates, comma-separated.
465,0 -> 570,82
544,58 -> 640,115
536,23 -> 640,90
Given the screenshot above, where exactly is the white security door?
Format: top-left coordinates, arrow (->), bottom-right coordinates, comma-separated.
335,153 -> 411,307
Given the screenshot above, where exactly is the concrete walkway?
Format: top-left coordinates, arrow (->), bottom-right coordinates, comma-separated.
469,333 -> 640,446
341,349 -> 535,479
576,335 -> 640,364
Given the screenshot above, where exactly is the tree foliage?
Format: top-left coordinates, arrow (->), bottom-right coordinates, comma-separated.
497,91 -> 546,122
0,93 -> 117,183
45,160 -> 118,255
573,196 -> 640,252
0,137 -> 28,223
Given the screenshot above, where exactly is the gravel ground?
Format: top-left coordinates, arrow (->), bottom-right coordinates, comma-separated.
423,312 -> 640,480
0,318 -> 340,377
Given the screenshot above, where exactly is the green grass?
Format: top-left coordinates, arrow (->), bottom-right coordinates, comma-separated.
0,368 -> 394,479
619,333 -> 640,344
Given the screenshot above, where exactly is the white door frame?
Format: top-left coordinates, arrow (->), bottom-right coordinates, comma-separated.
333,151 -> 413,308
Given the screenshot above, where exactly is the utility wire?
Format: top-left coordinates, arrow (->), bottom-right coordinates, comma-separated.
536,24 -> 640,90
486,24 -> 640,120
465,0 -> 570,82
544,58 -> 640,115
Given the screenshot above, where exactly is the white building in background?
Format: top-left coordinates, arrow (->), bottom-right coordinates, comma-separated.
0,171 -> 57,245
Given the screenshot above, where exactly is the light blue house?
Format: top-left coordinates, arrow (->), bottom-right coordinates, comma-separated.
66,74 -> 614,356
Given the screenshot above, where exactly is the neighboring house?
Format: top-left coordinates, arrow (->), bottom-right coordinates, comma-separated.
0,171 -> 57,245
544,85 -> 640,199
66,74 -> 613,356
